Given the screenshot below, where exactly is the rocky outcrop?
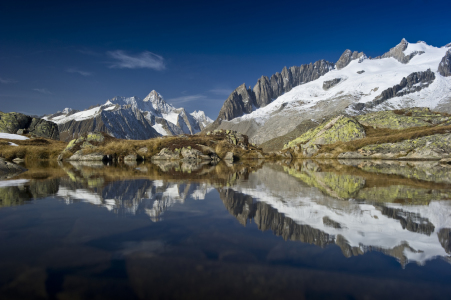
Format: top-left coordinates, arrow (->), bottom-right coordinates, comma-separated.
376,38 -> 424,64
355,108 -> 441,130
0,112 -> 59,140
322,78 -> 342,90
354,69 -> 435,110
438,49 -> 451,77
355,133 -> 451,160
284,116 -> 366,156
0,158 -> 27,179
213,59 -> 334,122
335,49 -> 366,70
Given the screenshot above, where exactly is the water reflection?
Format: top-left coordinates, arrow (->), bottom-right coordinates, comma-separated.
1,159 -> 451,267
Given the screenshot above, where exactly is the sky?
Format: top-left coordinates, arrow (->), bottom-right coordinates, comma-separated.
1,0 -> 450,119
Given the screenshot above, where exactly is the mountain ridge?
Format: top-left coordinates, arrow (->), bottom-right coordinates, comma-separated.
44,90 -> 213,141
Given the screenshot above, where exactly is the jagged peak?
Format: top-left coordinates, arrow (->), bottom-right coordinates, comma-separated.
143,90 -> 164,103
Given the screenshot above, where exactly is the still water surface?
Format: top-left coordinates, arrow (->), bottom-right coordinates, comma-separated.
1,159 -> 451,299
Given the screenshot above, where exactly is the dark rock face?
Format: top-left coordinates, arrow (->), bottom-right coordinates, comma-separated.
216,84 -> 255,122
376,38 -> 424,64
357,70 -> 365,74
58,107 -> 159,142
0,112 -> 59,140
335,49 -> 366,70
353,69 -> 436,110
215,60 -> 334,122
322,78 -> 342,90
438,49 -> 451,77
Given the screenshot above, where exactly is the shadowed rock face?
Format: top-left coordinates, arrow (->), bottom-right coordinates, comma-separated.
353,69 -> 435,110
214,60 -> 334,123
0,112 -> 59,140
323,78 -> 342,90
335,49 -> 366,70
376,38 -> 424,64
438,49 -> 451,77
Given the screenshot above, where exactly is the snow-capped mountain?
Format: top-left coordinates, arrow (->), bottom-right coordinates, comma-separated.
212,39 -> 451,147
44,90 -> 213,141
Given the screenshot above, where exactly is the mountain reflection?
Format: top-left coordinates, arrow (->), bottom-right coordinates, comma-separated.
0,159 -> 450,266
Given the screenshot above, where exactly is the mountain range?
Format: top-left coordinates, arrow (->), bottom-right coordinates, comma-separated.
209,39 -> 451,150
43,90 -> 213,141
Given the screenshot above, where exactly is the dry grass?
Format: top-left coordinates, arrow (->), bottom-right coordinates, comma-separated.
317,124 -> 451,156
82,133 -> 261,161
0,137 -> 67,161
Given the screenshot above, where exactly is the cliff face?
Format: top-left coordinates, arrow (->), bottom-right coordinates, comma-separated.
214,59 -> 334,123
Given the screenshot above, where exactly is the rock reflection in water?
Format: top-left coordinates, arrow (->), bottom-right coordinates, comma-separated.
220,161 -> 451,266
1,158 -> 451,267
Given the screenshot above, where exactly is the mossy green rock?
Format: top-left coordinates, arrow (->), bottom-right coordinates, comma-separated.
356,110 -> 432,130
285,116 -> 366,149
0,111 -> 59,140
87,132 -> 104,143
359,133 -> 451,159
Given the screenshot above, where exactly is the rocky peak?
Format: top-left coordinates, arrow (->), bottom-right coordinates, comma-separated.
438,49 -> 451,77
143,90 -> 163,103
212,59 -> 334,124
336,49 -> 366,70
143,90 -> 174,114
377,38 -> 423,64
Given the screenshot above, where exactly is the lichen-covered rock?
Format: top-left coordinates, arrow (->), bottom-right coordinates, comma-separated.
359,133 -> 451,160
181,148 -> 211,161
0,112 -> 59,140
28,118 -> 59,140
86,132 -> 105,143
67,151 -> 112,161
355,109 -> 434,130
285,116 -> 366,151
151,148 -> 181,160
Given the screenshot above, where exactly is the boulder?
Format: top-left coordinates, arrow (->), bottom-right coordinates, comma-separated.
67,150 -> 112,161
224,152 -> 236,162
124,154 -> 144,161
151,148 -> 181,160
0,112 -> 59,140
137,147 -> 148,154
181,148 -> 211,161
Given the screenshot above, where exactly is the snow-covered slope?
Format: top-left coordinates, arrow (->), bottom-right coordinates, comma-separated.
216,39 -> 451,145
44,90 -> 213,141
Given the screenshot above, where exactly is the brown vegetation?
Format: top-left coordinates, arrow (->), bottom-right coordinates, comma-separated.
0,137 -> 67,161
316,124 -> 451,157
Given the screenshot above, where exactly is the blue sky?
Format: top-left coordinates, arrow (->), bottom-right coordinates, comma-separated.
1,0 -> 450,118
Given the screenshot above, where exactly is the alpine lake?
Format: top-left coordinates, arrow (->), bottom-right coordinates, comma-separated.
1,158 -> 451,300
